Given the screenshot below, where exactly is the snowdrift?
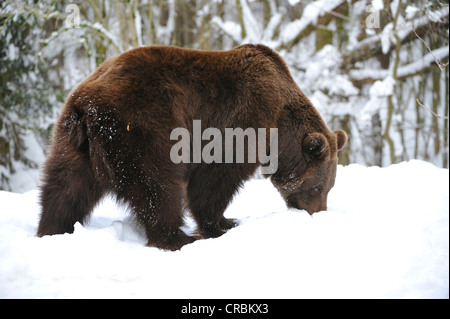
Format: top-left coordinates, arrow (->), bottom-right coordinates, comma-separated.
0,160 -> 448,298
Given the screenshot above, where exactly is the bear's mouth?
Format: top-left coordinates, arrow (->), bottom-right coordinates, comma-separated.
286,193 -> 303,210
285,193 -> 324,215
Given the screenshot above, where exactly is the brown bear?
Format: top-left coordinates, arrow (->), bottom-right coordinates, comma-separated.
37,44 -> 347,251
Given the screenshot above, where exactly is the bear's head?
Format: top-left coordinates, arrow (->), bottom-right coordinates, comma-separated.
272,130 -> 347,214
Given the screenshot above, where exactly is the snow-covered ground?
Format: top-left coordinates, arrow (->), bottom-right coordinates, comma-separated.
0,160 -> 448,298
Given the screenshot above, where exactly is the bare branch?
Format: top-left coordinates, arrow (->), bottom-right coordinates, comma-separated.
413,29 -> 449,71
416,98 -> 449,120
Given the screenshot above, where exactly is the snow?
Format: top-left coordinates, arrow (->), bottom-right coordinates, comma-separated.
371,0 -> 384,11
211,16 -> 242,43
349,46 -> 450,83
405,5 -> 419,20
288,0 -> 301,6
302,45 -> 359,97
89,21 -> 121,53
0,160 -> 448,298
281,0 -> 344,44
347,6 -> 449,54
380,22 -> 393,55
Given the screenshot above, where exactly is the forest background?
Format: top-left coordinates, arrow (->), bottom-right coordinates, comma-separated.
0,0 -> 448,192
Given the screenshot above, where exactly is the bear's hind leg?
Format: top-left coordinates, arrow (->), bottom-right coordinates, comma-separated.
37,144 -> 104,237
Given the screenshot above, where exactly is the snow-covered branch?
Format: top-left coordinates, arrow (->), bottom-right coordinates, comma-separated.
344,6 -> 449,63
280,0 -> 349,48
42,21 -> 121,54
349,46 -> 449,85
212,0 -> 283,45
211,16 -> 242,43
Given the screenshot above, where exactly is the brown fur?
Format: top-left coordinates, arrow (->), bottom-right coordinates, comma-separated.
37,44 -> 347,250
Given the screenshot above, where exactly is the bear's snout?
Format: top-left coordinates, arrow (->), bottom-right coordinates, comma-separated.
303,195 -> 328,215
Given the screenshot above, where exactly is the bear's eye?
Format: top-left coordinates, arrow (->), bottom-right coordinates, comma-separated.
310,186 -> 322,196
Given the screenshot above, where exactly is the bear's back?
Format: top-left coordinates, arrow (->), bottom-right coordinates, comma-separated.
66,45 -> 297,132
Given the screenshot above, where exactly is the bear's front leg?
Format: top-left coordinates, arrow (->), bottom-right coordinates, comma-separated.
186,164 -> 253,239
197,217 -> 238,239
118,176 -> 196,251
140,191 -> 197,251
145,227 -> 196,251
220,217 -> 239,231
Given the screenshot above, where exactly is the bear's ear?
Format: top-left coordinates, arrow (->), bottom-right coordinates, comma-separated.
334,130 -> 347,151
302,133 -> 327,159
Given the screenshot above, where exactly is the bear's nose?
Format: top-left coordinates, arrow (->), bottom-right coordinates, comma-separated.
305,205 -> 320,215
305,196 -> 327,215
